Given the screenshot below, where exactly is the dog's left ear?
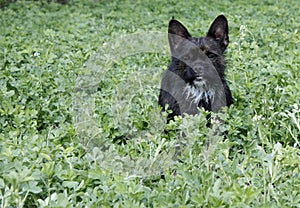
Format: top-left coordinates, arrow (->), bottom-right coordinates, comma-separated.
207,15 -> 229,50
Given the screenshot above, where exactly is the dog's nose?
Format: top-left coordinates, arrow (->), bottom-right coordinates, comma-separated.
184,68 -> 197,84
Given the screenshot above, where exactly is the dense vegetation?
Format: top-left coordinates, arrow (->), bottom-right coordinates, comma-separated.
0,0 -> 299,207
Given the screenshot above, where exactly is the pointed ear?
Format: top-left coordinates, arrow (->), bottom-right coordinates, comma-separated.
168,19 -> 191,53
207,15 -> 229,50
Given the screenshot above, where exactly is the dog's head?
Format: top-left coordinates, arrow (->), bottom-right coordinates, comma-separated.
168,15 -> 229,83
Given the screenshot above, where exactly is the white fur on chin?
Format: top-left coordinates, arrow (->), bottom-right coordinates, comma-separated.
184,81 -> 215,105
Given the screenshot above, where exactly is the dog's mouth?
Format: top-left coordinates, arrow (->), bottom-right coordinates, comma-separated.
193,76 -> 206,89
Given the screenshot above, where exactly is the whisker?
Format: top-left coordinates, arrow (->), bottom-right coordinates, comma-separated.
184,83 -> 215,105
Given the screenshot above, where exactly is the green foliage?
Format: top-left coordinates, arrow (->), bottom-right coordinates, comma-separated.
0,0 -> 299,207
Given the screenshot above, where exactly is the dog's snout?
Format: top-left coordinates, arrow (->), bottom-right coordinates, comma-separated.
184,68 -> 197,84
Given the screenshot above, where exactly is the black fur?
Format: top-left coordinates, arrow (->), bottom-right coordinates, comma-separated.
159,15 -> 233,121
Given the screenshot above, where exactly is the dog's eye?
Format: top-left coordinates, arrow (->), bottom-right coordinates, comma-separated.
206,52 -> 217,59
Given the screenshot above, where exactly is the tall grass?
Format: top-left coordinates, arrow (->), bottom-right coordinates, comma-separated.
0,0 -> 299,207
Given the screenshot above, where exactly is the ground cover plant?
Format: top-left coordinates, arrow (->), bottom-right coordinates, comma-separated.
0,0 -> 299,207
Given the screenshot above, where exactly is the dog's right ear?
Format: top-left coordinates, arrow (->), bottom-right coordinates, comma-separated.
168,19 -> 191,53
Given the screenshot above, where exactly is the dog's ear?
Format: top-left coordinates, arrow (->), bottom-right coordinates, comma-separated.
168,18 -> 191,53
207,15 -> 229,50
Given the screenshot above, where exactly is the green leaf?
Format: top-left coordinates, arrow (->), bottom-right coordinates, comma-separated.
62,181 -> 79,189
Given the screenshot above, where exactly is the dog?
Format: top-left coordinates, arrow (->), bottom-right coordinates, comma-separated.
158,15 -> 233,121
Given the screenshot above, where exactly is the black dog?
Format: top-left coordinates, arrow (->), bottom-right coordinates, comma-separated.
159,15 -> 233,121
